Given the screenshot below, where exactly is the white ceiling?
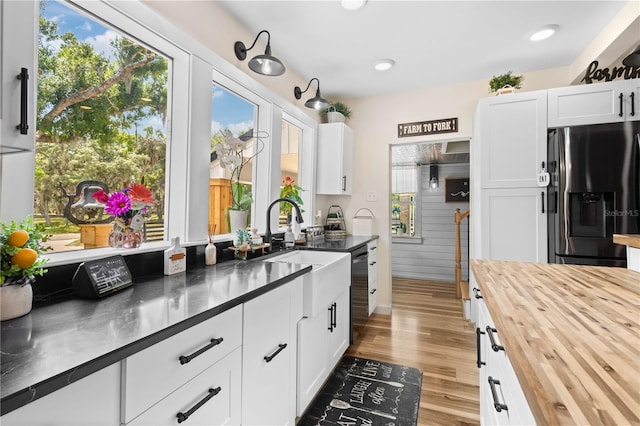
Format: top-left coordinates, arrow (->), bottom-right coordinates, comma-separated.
218,1 -> 630,99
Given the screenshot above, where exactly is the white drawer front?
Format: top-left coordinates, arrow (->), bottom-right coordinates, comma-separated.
124,305 -> 242,422
128,348 -> 241,426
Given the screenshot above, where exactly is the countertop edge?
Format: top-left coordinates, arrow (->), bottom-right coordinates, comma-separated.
613,233 -> 640,249
0,265 -> 311,416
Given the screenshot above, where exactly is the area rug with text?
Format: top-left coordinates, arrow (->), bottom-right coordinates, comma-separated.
298,356 -> 422,426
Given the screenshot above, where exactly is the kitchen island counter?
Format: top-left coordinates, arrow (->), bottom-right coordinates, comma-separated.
471,259 -> 639,425
0,258 -> 310,416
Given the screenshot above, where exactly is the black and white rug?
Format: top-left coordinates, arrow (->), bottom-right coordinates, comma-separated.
298,356 -> 422,426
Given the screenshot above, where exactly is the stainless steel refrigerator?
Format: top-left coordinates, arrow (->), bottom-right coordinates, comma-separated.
547,121 -> 640,267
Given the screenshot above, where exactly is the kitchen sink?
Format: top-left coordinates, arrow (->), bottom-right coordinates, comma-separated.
262,250 -> 350,317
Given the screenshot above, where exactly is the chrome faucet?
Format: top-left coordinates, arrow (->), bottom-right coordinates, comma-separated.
264,198 -> 303,251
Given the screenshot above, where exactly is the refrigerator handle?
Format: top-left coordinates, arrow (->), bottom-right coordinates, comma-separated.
618,93 -> 624,117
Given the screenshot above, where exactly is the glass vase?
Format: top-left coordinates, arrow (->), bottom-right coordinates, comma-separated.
109,222 -> 143,249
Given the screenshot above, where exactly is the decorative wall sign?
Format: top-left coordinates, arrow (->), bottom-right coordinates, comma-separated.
581,60 -> 640,84
398,117 -> 458,138
445,178 -> 469,202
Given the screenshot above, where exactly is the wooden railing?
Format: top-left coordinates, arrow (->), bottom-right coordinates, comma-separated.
454,208 -> 470,300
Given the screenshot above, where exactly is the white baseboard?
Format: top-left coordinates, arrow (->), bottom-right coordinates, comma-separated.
374,305 -> 392,315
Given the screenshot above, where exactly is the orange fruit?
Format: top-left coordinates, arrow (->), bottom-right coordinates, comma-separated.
7,230 -> 29,247
11,248 -> 38,269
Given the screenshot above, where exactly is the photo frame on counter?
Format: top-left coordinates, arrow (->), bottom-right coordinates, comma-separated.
445,178 -> 469,202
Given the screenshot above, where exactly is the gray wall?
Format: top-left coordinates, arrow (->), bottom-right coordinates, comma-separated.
391,163 -> 469,282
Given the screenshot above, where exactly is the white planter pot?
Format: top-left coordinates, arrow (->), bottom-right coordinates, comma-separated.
326,111 -> 346,123
0,283 -> 33,321
229,209 -> 248,239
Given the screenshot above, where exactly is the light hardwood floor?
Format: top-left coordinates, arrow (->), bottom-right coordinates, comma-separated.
347,278 -> 480,426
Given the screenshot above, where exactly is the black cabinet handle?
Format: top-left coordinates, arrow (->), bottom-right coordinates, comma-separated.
631,92 -> 636,116
264,343 -> 287,363
328,304 -> 335,331
370,246 -> 377,251
179,337 -> 223,365
476,328 -> 486,368
488,377 -> 508,412
16,68 -> 29,135
370,288 -> 377,295
176,386 -> 221,423
619,93 -> 624,117
369,261 -> 377,266
331,302 -> 337,329
541,192 -> 545,214
486,326 -> 504,352
342,176 -> 347,191
473,287 -> 483,299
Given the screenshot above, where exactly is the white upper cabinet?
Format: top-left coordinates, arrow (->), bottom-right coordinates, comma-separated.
316,123 -> 353,195
548,79 -> 640,127
479,90 -> 547,189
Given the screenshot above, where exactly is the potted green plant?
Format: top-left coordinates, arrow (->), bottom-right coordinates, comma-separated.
321,101 -> 352,123
488,71 -> 524,95
1,216 -> 50,321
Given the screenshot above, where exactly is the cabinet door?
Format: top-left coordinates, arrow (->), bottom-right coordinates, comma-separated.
296,311 -> 331,416
317,123 -> 353,195
242,282 -> 296,426
128,349 -> 241,426
0,363 -> 120,426
479,90 -> 547,189
548,80 -> 628,127
329,289 -> 351,368
367,241 -> 378,315
480,188 -> 547,262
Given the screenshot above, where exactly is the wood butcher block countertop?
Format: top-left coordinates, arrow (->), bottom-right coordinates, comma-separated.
614,234 -> 640,249
471,260 -> 640,425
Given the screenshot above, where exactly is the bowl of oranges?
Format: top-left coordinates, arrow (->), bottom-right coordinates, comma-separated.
1,216 -> 50,320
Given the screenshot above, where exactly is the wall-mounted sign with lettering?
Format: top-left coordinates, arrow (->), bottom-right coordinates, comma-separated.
398,117 -> 458,138
582,60 -> 640,84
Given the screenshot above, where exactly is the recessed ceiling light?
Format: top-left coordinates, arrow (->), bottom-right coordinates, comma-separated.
530,24 -> 559,42
374,59 -> 395,71
341,0 -> 367,11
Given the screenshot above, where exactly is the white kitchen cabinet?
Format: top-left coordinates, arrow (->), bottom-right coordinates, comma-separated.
476,295 -> 535,425
0,363 -> 120,426
478,90 -> 547,189
548,79 -> 640,127
367,240 -> 378,315
128,348 -> 241,426
316,122 -> 353,195
480,188 -> 547,263
123,305 -> 243,423
297,287 -> 350,416
241,278 -> 302,426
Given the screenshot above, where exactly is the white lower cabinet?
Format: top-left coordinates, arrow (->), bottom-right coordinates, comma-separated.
0,363 -> 121,426
128,348 -> 241,426
476,295 -> 535,425
241,279 -> 302,426
367,240 -> 378,315
297,287 -> 350,416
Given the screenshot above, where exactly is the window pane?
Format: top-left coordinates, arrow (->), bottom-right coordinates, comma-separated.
209,84 -> 257,234
279,120 -> 300,226
392,193 -> 416,237
36,0 -> 169,253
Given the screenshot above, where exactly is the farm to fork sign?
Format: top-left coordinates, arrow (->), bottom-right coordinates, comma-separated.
398,117 -> 458,138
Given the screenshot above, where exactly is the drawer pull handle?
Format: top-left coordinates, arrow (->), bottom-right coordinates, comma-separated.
370,288 -> 377,295
476,327 -> 486,368
332,302 -> 337,329
176,386 -> 222,423
369,261 -> 377,266
486,326 -> 504,352
264,343 -> 287,363
16,68 -> 29,135
328,304 -> 335,332
473,288 -> 483,299
179,337 -> 224,365
488,377 -> 508,412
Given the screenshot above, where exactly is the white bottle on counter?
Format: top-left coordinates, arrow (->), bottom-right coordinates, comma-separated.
164,237 -> 186,275
284,224 -> 295,248
205,239 -> 217,265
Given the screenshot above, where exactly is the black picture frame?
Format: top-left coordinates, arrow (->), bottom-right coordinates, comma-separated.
445,178 -> 470,202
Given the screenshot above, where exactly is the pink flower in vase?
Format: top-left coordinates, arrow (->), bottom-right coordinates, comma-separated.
105,192 -> 131,216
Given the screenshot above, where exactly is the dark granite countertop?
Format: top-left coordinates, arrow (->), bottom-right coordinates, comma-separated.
0,257 -> 311,415
296,235 -> 378,252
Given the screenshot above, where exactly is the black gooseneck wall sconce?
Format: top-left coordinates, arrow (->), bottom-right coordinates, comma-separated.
234,30 -> 286,76
294,78 -> 331,110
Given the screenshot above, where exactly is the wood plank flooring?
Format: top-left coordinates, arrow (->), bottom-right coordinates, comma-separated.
347,278 -> 480,426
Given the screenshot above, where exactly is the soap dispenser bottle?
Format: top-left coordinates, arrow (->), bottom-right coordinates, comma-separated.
284,224 -> 295,248
164,237 -> 186,275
